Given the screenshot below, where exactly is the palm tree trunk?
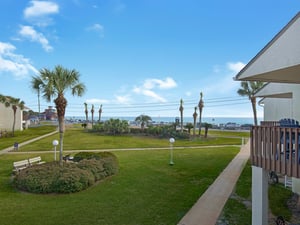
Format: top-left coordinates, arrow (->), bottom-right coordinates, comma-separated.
193,120 -> 196,136
180,111 -> 183,133
199,111 -> 202,136
251,97 -> 258,126
12,107 -> 17,137
58,116 -> 64,166
12,112 -> 16,137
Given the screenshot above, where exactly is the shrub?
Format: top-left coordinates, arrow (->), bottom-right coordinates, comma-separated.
73,151 -> 118,163
14,152 -> 118,194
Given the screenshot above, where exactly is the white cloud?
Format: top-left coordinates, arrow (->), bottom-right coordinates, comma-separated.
19,25 -> 53,52
185,91 -> 192,97
24,1 -> 59,27
133,77 -> 176,103
143,77 -> 177,90
24,1 -> 59,18
115,95 -> 132,104
0,42 -> 38,79
227,61 -> 245,74
86,98 -> 109,104
87,24 -> 104,32
86,23 -> 104,37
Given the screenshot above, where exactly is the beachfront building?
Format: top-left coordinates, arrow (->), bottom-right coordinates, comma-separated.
0,102 -> 23,132
41,106 -> 58,121
235,12 -> 300,225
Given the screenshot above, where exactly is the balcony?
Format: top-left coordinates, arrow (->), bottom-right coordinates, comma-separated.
251,121 -> 300,178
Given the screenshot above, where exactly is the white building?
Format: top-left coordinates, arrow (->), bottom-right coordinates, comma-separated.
0,102 -> 24,132
235,12 -> 300,225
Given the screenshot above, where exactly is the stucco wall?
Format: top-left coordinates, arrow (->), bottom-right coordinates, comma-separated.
0,103 -> 23,131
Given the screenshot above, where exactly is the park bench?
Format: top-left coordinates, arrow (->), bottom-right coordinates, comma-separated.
28,156 -> 45,165
13,159 -> 30,173
13,156 -> 45,173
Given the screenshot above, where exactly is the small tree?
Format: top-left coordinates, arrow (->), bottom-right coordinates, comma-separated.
91,104 -> 94,127
135,114 -> 152,130
198,92 -> 204,136
98,104 -> 103,122
185,123 -> 193,134
193,106 -> 198,136
203,122 -> 212,138
84,102 -> 88,123
237,81 -> 264,125
179,99 -> 184,133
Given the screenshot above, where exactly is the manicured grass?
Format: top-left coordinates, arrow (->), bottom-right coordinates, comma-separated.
269,184 -> 293,221
0,125 -> 57,149
17,126 -> 247,152
207,129 -> 250,138
0,147 -> 239,225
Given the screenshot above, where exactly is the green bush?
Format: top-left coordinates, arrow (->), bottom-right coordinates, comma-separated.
77,159 -> 106,180
14,152 -> 119,194
73,151 -> 118,163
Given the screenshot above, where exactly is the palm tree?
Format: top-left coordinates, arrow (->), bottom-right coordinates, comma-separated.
91,104 -> 94,127
31,65 -> 86,165
193,106 -> 198,136
135,114 -> 152,130
84,102 -> 88,123
198,92 -> 204,136
203,122 -> 212,138
4,96 -> 25,136
98,104 -> 103,122
237,81 -> 264,126
32,79 -> 43,119
184,123 -> 193,134
179,99 -> 184,133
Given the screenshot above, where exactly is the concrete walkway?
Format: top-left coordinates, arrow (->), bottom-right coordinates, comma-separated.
0,130 -> 58,155
177,141 -> 250,225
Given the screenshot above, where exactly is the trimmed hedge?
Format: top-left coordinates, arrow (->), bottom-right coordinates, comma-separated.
14,152 -> 118,194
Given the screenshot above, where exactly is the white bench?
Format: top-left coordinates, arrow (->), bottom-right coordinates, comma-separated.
13,159 -> 30,172
28,156 -> 45,165
13,156 -> 45,173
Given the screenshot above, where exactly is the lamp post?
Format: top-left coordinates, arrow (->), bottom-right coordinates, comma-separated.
52,140 -> 59,161
169,137 -> 175,165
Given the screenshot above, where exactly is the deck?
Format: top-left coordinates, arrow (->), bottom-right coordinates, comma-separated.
251,122 -> 300,178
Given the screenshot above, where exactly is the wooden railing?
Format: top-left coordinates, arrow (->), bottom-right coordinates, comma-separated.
251,125 -> 300,178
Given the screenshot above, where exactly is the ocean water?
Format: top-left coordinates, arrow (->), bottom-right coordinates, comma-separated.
67,116 -> 261,126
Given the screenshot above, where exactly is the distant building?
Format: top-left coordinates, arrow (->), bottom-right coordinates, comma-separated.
41,106 -> 58,121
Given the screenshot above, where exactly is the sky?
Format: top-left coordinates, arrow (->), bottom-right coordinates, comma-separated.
0,0 -> 300,120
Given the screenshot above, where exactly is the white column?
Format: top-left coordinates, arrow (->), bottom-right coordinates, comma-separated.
252,166 -> 269,225
292,178 -> 300,194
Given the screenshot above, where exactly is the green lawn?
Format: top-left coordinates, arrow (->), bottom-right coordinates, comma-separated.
0,125 -> 57,149
0,147 -> 239,225
0,125 -> 250,225
11,126 -> 248,152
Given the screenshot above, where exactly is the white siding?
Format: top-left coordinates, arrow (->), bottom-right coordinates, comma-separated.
0,103 -> 23,131
258,83 -> 300,122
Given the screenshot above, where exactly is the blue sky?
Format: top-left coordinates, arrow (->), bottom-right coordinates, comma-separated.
0,1 -> 300,119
